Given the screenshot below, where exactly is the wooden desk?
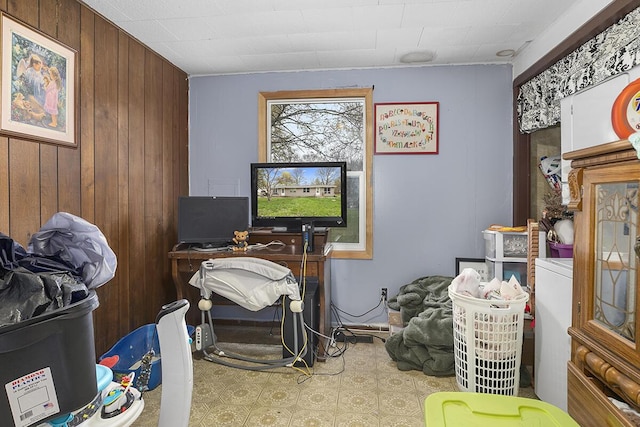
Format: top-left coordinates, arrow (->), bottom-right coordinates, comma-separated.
168,232 -> 332,360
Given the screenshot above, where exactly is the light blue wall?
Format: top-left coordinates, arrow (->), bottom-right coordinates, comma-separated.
189,64 -> 513,326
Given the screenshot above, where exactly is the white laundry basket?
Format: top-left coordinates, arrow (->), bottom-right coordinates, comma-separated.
449,285 -> 529,396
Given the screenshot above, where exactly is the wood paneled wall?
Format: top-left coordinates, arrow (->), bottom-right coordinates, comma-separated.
0,0 -> 189,356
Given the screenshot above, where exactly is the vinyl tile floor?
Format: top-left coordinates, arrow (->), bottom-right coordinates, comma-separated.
131,327 -> 537,427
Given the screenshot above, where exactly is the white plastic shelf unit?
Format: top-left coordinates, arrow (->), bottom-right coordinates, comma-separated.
486,258 -> 528,286
483,230 -> 546,287
483,230 -> 528,262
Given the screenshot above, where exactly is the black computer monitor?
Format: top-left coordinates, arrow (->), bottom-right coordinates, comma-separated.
177,196 -> 249,248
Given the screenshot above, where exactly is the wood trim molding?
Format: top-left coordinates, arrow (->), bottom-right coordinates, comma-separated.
566,167 -> 583,212
526,219 -> 539,314
257,88 -> 374,259
564,139 -> 634,162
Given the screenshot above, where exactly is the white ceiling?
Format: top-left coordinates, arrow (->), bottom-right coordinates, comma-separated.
79,0 -> 581,76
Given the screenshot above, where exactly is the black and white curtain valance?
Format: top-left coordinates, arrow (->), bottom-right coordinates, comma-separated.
517,6 -> 640,134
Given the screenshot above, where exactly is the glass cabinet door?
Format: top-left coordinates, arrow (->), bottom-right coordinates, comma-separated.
593,181 -> 638,342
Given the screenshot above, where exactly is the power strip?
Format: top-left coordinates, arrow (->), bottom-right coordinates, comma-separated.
334,331 -> 374,344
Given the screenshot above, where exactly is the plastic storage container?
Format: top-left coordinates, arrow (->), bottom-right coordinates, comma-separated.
449,285 -> 529,396
549,241 -> 574,258
100,324 -> 162,391
424,392 -> 579,426
483,230 -> 528,261
0,291 -> 99,427
486,259 -> 528,287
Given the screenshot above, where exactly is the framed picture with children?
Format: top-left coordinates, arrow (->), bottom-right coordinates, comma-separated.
1,12 -> 77,147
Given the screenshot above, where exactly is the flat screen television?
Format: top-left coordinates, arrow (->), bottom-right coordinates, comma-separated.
178,196 -> 249,248
250,161 -> 347,231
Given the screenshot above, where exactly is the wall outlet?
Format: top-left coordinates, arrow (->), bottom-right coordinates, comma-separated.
381,288 -> 388,301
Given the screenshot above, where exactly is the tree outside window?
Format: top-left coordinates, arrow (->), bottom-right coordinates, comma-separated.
258,89 -> 373,259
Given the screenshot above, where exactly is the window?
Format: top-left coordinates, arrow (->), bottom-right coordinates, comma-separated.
258,88 -> 373,259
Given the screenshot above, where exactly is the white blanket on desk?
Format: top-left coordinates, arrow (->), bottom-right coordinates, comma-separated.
188,257 -> 301,311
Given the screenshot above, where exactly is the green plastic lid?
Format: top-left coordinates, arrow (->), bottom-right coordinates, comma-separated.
424,392 -> 579,426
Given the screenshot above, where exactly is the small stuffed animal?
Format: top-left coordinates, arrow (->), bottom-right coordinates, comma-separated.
232,230 -> 249,252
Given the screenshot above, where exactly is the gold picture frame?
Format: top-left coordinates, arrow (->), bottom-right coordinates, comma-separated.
1,13 -> 77,147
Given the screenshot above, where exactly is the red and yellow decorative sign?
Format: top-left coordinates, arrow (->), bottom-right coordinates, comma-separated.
374,102 -> 439,154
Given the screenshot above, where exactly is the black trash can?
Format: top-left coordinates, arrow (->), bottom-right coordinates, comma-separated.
0,291 -> 99,427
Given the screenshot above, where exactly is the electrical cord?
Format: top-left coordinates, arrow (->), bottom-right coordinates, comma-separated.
330,302 -> 387,343
331,303 -> 345,330
205,239 -> 348,378
304,322 -> 333,342
304,322 -> 348,358
268,304 -> 282,337
331,298 -> 384,318
280,309 -> 310,378
299,242 -> 308,300
329,306 -> 360,348
279,241 -> 312,377
256,321 -> 347,383
303,323 -> 349,376
188,240 -> 287,254
186,247 -> 194,272
246,240 -> 286,251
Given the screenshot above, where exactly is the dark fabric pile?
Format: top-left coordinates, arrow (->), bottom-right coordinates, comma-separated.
385,275 -> 455,376
0,212 -> 116,328
0,264 -> 88,327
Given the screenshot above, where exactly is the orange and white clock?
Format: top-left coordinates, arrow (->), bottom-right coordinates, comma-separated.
612,77 -> 640,139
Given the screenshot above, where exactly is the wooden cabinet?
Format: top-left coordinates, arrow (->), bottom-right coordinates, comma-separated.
565,140 -> 640,426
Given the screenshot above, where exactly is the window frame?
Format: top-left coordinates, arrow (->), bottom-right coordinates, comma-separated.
258,88 -> 373,259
